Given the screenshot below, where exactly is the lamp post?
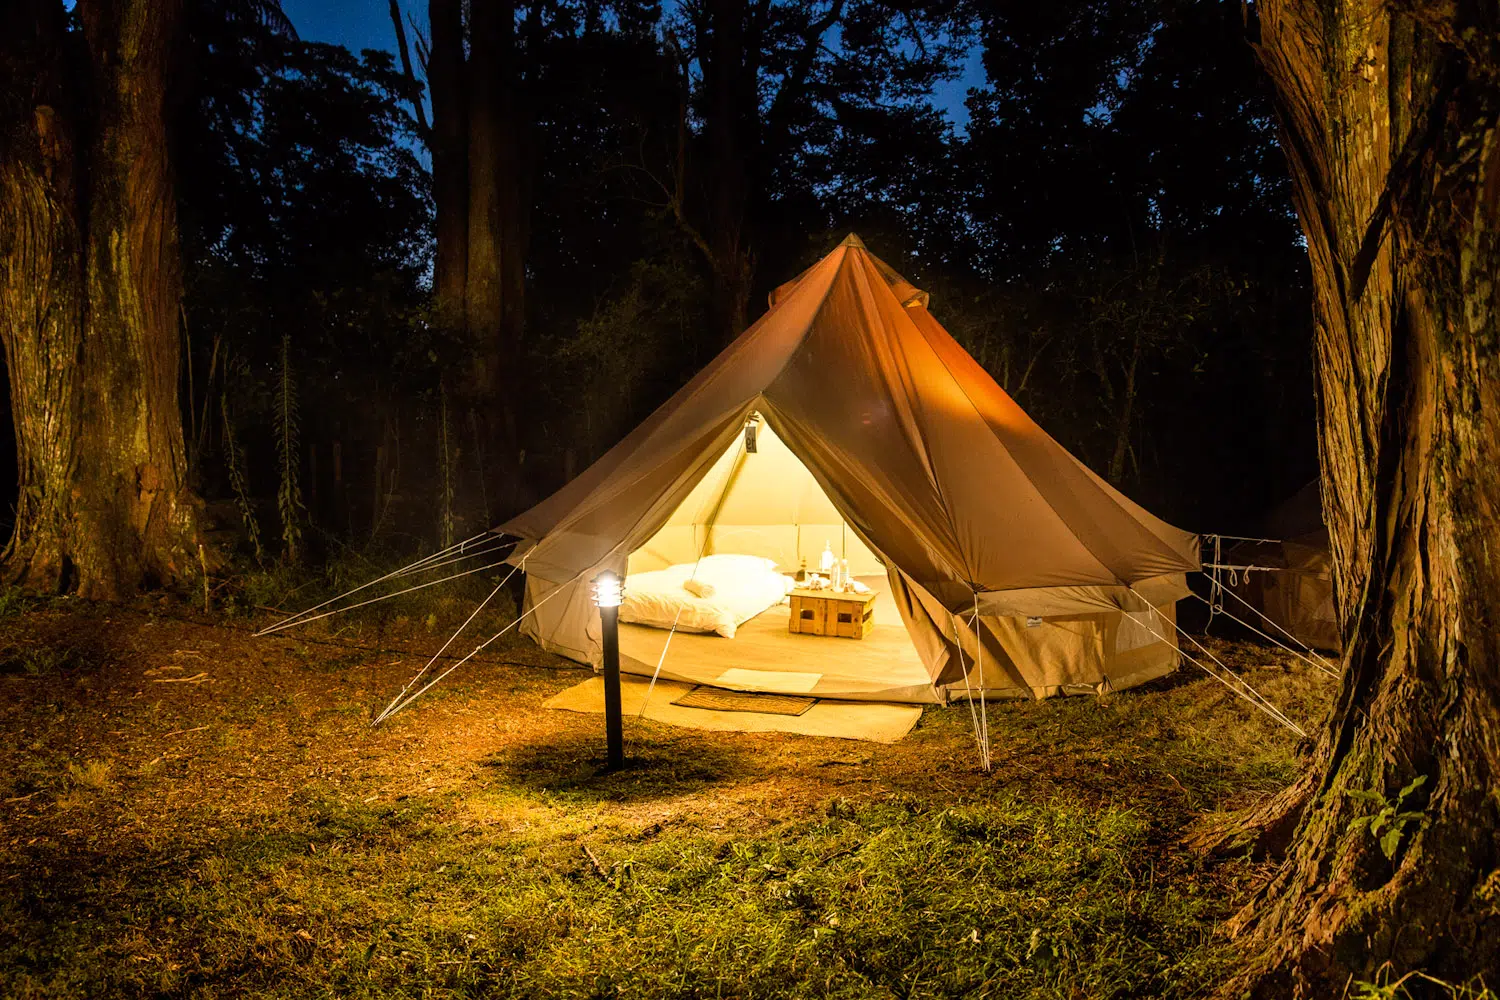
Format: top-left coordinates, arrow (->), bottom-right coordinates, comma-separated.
591,570 -> 625,770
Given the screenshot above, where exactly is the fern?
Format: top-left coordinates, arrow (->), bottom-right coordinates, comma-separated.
220,371 -> 266,565
276,334 -> 305,564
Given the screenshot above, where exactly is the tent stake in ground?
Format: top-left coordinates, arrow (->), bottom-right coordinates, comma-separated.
592,570 -> 626,770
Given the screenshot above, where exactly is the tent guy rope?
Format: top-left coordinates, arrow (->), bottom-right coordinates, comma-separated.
970,595 -> 992,771
372,568 -> 581,725
257,556 -> 513,636
1125,590 -> 1307,738
1190,591 -> 1339,677
1214,585 -> 1339,670
948,610 -> 992,772
255,531 -> 515,636
254,530 -> 495,634
372,561 -> 523,724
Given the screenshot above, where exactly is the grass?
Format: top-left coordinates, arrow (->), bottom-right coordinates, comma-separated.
0,592 -> 1336,999
1,788 -> 1256,999
1352,968 -> 1496,1000
0,584 -> 35,619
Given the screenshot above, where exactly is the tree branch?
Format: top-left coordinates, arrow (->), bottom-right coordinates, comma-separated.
388,0 -> 431,142
764,0 -> 846,154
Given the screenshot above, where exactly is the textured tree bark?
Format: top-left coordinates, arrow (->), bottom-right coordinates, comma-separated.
1,2 -> 86,593
1222,1 -> 1500,993
1,0 -> 199,599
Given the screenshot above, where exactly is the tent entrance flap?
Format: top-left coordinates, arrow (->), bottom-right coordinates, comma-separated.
627,415 -> 882,577
622,417 -> 931,701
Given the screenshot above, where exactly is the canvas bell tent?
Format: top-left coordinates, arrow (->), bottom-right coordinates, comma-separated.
495,235 -> 1201,704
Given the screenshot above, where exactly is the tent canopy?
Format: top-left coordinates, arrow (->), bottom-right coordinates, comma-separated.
502,234 -> 1198,617
499,236 -> 1199,700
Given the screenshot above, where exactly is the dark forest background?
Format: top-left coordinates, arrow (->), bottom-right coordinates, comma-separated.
1,0 -> 1315,567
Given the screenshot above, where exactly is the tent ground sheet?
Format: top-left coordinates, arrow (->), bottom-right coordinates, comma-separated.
543,675 -> 923,743
616,575 -> 936,704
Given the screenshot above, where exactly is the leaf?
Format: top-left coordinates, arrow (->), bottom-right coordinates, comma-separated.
1379,826 -> 1404,860
1397,775 -> 1428,802
1347,816 -> 1374,835
1345,788 -> 1386,805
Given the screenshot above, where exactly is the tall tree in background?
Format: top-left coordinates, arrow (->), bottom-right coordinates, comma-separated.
426,0 -> 467,337
416,0 -> 532,515
1222,0 -> 1500,991
957,0 -> 1312,524
0,0 -> 201,598
667,0 -> 966,343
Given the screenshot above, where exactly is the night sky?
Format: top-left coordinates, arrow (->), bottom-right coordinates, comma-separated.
277,0 -> 985,129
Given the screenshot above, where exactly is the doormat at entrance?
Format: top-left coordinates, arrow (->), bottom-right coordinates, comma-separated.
672,686 -> 817,716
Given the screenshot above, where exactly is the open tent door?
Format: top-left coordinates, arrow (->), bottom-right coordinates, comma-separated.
619,415 -> 938,703
628,415 -> 882,578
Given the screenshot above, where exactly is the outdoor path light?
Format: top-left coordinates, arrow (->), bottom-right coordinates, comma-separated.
591,570 -> 625,770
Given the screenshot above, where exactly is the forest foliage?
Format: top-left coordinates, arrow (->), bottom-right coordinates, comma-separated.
9,0 -> 1314,566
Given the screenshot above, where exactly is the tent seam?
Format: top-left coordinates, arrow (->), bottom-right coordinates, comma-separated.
902,310 -> 1159,589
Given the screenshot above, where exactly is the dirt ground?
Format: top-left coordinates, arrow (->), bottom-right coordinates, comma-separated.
0,595 -> 1333,998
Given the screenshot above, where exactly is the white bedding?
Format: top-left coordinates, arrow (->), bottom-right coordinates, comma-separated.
621,555 -> 794,638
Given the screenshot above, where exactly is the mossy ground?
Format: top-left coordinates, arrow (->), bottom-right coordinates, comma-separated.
1,584 -> 1334,998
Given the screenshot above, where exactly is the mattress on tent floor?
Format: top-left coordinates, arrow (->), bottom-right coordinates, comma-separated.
617,601 -> 939,704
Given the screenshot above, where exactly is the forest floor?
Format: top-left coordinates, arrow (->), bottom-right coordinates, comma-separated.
0,586 -> 1335,999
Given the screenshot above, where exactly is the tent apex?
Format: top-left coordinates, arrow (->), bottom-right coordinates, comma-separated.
839,233 -> 866,249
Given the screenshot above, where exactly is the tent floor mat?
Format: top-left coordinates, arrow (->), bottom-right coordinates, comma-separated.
618,596 -> 936,704
543,676 -> 922,743
671,686 -> 816,716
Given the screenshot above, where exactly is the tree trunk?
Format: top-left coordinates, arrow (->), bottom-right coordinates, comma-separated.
699,0 -> 756,344
1224,2 -> 1500,993
462,0 -> 528,515
428,0 -> 467,334
1,0 -> 199,599
1107,326 -> 1144,483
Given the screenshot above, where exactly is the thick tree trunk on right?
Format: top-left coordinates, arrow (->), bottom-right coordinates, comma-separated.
1218,1 -> 1500,993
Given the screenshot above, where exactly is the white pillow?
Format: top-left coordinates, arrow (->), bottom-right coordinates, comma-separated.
683,579 -> 717,598
696,553 -> 778,575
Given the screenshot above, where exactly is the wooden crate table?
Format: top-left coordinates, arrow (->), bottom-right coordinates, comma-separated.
788,587 -> 878,639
